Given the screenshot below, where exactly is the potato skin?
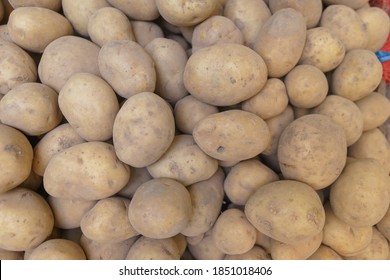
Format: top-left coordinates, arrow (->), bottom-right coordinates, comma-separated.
26,239 -> 86,260
107,0 -> 159,21
323,0 -> 369,10
224,246 -> 271,260
355,92 -> 390,131
126,236 -> 180,260
307,245 -> 343,260
131,20 -> 164,47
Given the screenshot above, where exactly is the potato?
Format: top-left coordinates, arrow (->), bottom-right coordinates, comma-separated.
377,207 -> 390,242
126,236 -> 180,260
0,188 -> 54,251
8,0 -> 61,11
117,167 -> 152,198
8,7 -> 73,53
38,36 -> 100,93
88,7 -> 135,47
174,95 -> 218,134
312,95 -> 363,146
26,239 -> 86,260
323,0 -> 369,9
0,82 -> 62,136
320,5 -> 367,51
355,92 -> 390,131
58,73 -> 119,142
173,234 -> 187,257
107,0 -> 159,21
224,245 -> 270,260
321,203 -> 372,256
155,0 -> 217,27
131,20 -> 164,47
47,196 -> 96,230
0,25 -> 11,42
184,43 -> 267,106
33,123 -> 85,176
299,27 -> 345,73
43,142 -> 130,200
241,78 -> 289,120
0,124 -> 33,193
268,0 -> 322,28
166,34 -> 190,50
253,8 -> 306,78
62,0 -> 110,37
285,65 -> 328,109
98,40 -> 156,98
307,245 -> 343,260
181,168 -> 225,237
113,92 -> 175,168
330,158 -> 390,227
188,229 -> 225,260
255,230 -> 272,253
81,197 -> 138,242
145,38 -> 187,103
186,234 -> 204,246
191,15 -> 244,53
0,248 -> 24,260
223,0 -> 271,48
0,40 -> 37,94
224,159 -> 279,205
245,180 -> 325,244
147,135 -> 218,186
331,49 -> 383,101
278,114 -> 347,190
193,110 -> 271,162
128,178 -> 192,239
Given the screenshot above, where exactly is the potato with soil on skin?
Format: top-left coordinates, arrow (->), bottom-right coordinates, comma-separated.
117,167 -> 152,198
224,245 -> 270,260
145,38 -> 188,104
7,7 -> 73,53
147,135 -> 218,186
8,0 -> 61,11
0,40 -> 37,95
128,178 -> 192,239
253,8 -> 306,78
0,124 -> 33,194
0,188 -> 54,251
245,180 -> 325,244
107,0 -> 159,21
43,142 -> 130,200
355,92 -> 390,131
188,229 -> 225,260
126,236 -> 180,260
323,0 -> 369,9
131,20 -> 164,47
58,73 -> 119,142
113,92 -> 175,168
193,110 -> 271,162
25,239 -> 86,260
98,40 -> 156,99
312,95 -> 364,146
307,245 -> 343,260
278,114 -> 347,190
0,82 -> 62,136
330,158 -> 390,227
223,159 -> 279,206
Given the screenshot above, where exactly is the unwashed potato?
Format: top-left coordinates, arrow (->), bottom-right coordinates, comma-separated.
131,20 -> 164,47
0,188 -> 54,251
323,0 -> 369,9
307,245 -> 343,260
117,167 -> 152,198
0,82 -> 62,136
26,239 -> 86,260
8,0 -> 61,11
0,123 -> 33,193
107,0 -> 159,21
0,40 -> 37,94
245,180 -> 325,244
188,229 -> 225,260
224,245 -> 270,260
126,236 -> 180,260
355,92 -> 390,131
253,8 -> 306,78
0,248 -> 24,260
377,207 -> 390,242
43,142 -> 131,200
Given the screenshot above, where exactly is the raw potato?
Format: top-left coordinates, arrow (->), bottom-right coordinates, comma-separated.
377,207 -> 390,241
0,40 -> 37,94
43,142 -> 131,200
38,36 -> 101,93
355,92 -> 390,131
8,7 -> 73,53
323,0 -> 369,9
8,0 -> 62,11
245,180 -> 325,244
107,0 -> 159,21
58,73 -> 119,141
0,25 -> 11,42
80,197 -> 138,243
26,239 -> 86,260
253,8 -> 306,78
131,20 -> 164,47
128,178 -> 192,239
0,249 -> 24,260
0,124 -> 33,193
188,229 -> 225,260
241,78 -> 289,120
307,245 -> 343,260
0,188 -> 54,251
113,92 -> 175,168
193,110 -> 271,162
224,246 -> 271,260
98,40 -> 156,98
126,236 -> 180,260
331,49 -> 383,101
184,43 -> 267,106
255,230 -> 272,253
88,7 -> 135,47
0,82 -> 62,136
330,158 -> 390,227
117,167 -> 152,198
278,114 -> 347,190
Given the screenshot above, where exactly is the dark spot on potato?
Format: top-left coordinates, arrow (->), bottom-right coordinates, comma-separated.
217,146 -> 224,153
77,157 -> 83,164
259,219 -> 273,232
4,144 -> 22,158
108,179 -> 114,187
230,77 -> 236,84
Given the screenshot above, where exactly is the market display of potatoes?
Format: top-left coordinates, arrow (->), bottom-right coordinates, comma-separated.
1,0 -> 390,260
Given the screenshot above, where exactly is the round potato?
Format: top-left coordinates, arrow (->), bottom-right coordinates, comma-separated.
278,114 -> 347,190
117,167 -> 152,198
43,142 -> 131,200
245,180 -> 325,244
184,43 -> 267,106
224,245 -> 270,260
323,0 -> 369,9
188,229 -> 225,260
307,245 -> 343,260
355,92 -> 390,131
107,0 -> 159,21
128,178 -> 192,239
113,92 -> 175,168
126,236 -> 180,260
0,188 -> 54,251
8,0 -> 61,11
193,110 -> 271,162
131,20 -> 164,47
26,239 -> 86,260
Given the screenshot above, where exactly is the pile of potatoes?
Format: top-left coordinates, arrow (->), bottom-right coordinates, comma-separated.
1,0 -> 390,260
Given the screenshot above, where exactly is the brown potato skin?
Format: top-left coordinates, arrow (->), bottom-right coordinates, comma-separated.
26,239 -> 86,260
307,245 -> 343,260
126,236 -> 180,260
107,0 -> 159,21
131,20 -> 164,47
355,92 -> 390,131
9,0 -> 62,11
